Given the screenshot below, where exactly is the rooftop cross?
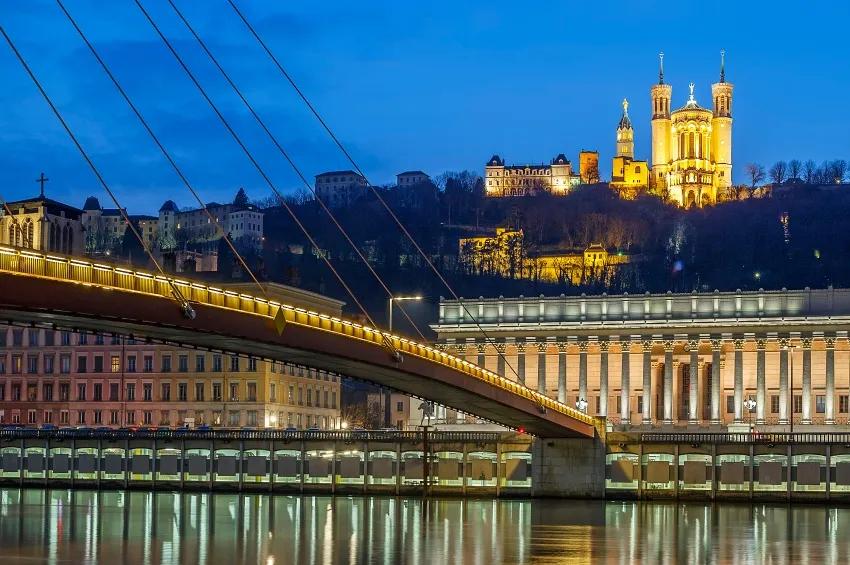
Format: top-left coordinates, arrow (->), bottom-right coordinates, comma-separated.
35,172 -> 49,198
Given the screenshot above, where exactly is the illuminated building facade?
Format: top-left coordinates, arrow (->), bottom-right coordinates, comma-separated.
650,52 -> 733,207
610,99 -> 649,198
484,154 -> 581,197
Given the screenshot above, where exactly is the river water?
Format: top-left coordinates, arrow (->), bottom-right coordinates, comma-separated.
1,489 -> 849,564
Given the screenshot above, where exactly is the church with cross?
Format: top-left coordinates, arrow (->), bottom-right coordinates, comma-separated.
0,173 -> 85,255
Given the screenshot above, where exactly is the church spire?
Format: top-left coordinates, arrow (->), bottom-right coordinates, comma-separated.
719,50 -> 726,83
658,52 -> 664,84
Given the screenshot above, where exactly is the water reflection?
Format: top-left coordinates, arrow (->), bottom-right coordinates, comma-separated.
1,490 -> 850,564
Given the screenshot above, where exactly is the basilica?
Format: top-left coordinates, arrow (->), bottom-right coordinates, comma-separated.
649,52 -> 733,207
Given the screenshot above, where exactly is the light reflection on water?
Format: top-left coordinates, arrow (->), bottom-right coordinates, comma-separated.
1,489 -> 850,564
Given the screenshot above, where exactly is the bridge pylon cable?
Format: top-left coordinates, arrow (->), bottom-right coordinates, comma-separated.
164,0 -> 428,344
0,26 -> 195,320
226,0 -> 523,383
55,0 -> 269,303
131,0 -> 400,357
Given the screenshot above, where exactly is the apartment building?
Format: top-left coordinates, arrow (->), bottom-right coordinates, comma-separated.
0,327 -> 341,429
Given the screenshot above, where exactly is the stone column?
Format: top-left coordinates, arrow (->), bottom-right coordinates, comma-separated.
537,342 -> 547,395
495,342 -> 506,378
756,337 -> 766,425
557,342 -> 567,404
476,343 -> 486,369
802,337 -> 813,424
733,339 -> 744,424
578,341 -> 589,412
515,342 -> 526,385
778,337 -> 789,425
687,339 -> 699,425
599,341 -> 610,417
620,340 -> 631,425
642,340 -> 652,425
663,340 -> 674,425
711,339 -> 722,424
826,337 -> 836,425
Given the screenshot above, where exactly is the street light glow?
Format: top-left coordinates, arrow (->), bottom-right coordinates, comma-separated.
341,421 -> 348,429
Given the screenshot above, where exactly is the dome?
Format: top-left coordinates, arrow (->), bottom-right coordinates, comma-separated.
159,200 -> 179,213
82,196 -> 102,211
617,98 -> 633,130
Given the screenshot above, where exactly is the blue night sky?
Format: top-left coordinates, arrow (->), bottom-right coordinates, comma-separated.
1,0 -> 848,214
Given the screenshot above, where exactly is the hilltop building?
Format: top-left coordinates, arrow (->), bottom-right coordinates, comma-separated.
396,171 -> 430,186
650,52 -> 733,207
484,154 -> 581,197
315,171 -> 367,208
0,190 -> 84,255
609,99 -> 649,198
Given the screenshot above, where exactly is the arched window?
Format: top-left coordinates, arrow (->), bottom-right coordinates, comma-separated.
13,223 -> 20,247
635,166 -> 641,173
67,226 -> 74,254
62,225 -> 69,254
24,219 -> 34,249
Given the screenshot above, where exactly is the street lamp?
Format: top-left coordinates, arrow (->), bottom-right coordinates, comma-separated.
743,398 -> 756,429
341,421 -> 348,430
385,295 -> 423,428
576,397 -> 588,413
388,295 -> 423,332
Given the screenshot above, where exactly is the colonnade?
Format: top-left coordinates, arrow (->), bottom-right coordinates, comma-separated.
442,334 -> 848,427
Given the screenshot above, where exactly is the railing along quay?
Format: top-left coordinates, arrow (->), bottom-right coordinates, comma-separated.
0,246 -> 593,427
618,432 -> 850,445
0,427 -> 506,443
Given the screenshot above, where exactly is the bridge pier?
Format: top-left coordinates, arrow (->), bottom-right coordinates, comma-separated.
531,436 -> 606,498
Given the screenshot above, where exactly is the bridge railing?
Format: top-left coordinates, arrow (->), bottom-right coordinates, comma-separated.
0,427 -> 506,443
626,432 -> 850,445
0,246 -> 594,427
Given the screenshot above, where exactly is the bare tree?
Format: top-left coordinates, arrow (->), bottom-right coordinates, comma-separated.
768,161 -> 788,184
788,159 -> 802,180
743,163 -> 766,188
832,159 -> 848,183
803,159 -> 817,184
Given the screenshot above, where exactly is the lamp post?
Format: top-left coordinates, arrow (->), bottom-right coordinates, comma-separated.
743,398 -> 756,430
385,296 -> 423,427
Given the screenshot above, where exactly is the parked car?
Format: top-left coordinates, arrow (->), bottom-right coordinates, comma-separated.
284,427 -> 298,432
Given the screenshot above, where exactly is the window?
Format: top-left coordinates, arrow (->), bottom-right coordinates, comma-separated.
143,356 -> 153,373
325,391 -> 329,408
43,410 -> 52,424
93,383 -> 102,401
179,355 -> 188,373
27,355 -> 38,374
0,357 -> 5,374
161,356 -> 171,373
213,411 -> 222,426
247,383 -> 257,401
11,355 -> 21,374
230,356 -> 239,372
793,395 -> 803,414
43,383 -> 53,401
77,411 -> 86,425
296,414 -> 302,428
93,410 -> 103,425
59,384 -> 70,401
161,383 -> 171,401
247,411 -> 257,426
637,396 -> 643,414
77,356 -> 87,374
61,332 -> 71,346
28,329 -> 39,347
195,355 -> 205,372
12,330 -> 22,347
78,333 -> 88,345
10,384 -> 20,401
212,383 -> 222,402
195,383 -> 204,401
27,410 -> 36,425
269,383 -> 276,402
143,383 -> 152,402
26,383 -> 36,401
143,411 -> 152,425
213,355 -> 222,372
126,411 -> 135,425
94,333 -> 104,346
111,335 -> 121,346
248,358 -> 257,372
297,387 -> 303,406
113,356 -> 122,373
94,356 -> 103,373
331,392 -> 337,409
841,395 -> 849,414
44,356 -> 54,374
60,411 -> 69,425
726,395 -> 734,414
816,395 -> 826,414
306,389 -> 312,407
229,411 -> 239,427
61,355 -> 71,374
229,383 -> 239,402
288,385 -> 294,405
109,383 -> 119,401
110,411 -> 119,425
178,383 -> 188,402
269,361 -> 276,374
77,383 -> 86,401
126,383 -> 136,402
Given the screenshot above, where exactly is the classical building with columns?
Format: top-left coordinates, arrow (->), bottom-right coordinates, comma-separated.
432,288 -> 850,429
